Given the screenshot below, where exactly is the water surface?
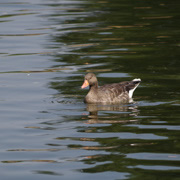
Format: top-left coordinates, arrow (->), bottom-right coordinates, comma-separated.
0,0 -> 180,180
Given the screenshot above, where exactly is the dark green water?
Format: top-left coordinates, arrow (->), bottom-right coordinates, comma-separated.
0,0 -> 180,179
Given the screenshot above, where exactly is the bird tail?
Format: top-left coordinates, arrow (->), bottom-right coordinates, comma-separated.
128,78 -> 141,98
132,78 -> 141,84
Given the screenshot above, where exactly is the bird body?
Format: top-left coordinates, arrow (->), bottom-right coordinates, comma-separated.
81,73 -> 141,104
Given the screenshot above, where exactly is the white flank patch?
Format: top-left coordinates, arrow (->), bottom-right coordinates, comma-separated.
129,89 -> 135,99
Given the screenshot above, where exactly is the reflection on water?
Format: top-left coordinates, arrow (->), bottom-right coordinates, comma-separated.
0,0 -> 180,180
86,103 -> 139,122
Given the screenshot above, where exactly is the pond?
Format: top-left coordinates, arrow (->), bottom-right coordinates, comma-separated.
0,0 -> 180,179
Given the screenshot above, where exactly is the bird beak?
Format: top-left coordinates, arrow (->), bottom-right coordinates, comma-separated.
81,80 -> 89,89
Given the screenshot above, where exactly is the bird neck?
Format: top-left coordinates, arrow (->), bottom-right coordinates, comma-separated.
89,82 -> 98,90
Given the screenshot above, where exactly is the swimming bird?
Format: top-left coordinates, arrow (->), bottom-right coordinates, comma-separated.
81,73 -> 141,104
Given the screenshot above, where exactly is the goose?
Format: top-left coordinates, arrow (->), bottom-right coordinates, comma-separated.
81,73 -> 141,104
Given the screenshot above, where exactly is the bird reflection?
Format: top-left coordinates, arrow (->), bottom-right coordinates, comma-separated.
85,102 -> 139,124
